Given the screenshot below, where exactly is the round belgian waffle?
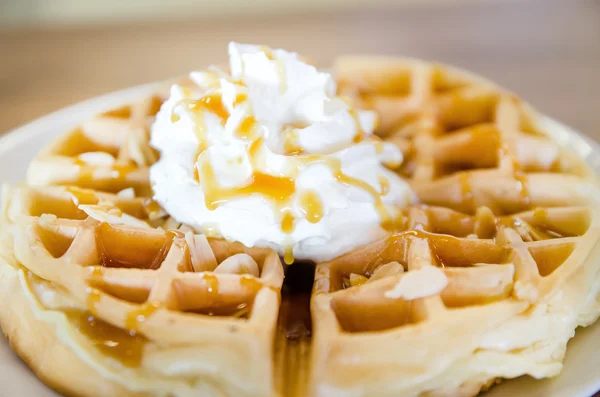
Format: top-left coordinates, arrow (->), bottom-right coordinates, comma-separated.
0,56 -> 599,397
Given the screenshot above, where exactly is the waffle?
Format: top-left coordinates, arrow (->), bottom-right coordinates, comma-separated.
1,56 -> 600,397
0,91 -> 284,397
306,56 -> 600,396
26,94 -> 166,197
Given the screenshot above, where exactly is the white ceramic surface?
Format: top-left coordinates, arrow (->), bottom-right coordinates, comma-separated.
0,84 -> 599,397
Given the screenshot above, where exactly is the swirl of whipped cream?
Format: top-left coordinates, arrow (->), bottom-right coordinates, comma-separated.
150,42 -> 415,263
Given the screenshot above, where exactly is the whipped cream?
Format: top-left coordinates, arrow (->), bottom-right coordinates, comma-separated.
150,42 -> 414,262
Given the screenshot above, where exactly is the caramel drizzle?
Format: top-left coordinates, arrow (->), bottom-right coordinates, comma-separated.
66,186 -> 99,206
125,301 -> 160,334
172,56 -> 395,264
71,311 -> 147,367
298,190 -> 323,224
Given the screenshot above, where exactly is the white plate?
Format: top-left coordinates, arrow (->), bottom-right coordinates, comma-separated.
0,85 -> 599,397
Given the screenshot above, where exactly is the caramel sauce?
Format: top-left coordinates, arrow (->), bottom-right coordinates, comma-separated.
260,45 -> 276,60
231,303 -> 251,318
282,126 -> 304,155
378,175 -> 390,196
125,301 -> 161,334
514,170 -> 531,209
95,223 -> 174,269
70,312 -> 146,367
193,302 -> 250,318
316,157 -> 393,230
284,245 -> 295,265
373,140 -> 384,154
86,287 -> 102,317
180,63 -> 394,245
533,208 -> 549,227
177,92 -> 231,179
87,266 -> 104,280
66,186 -> 99,206
203,273 -> 219,298
142,199 -> 162,217
233,92 -> 248,107
298,190 -> 323,224
73,159 -> 137,186
459,172 -> 475,212
182,93 -> 229,124
349,107 -> 364,143
281,210 -> 295,234
198,156 -> 296,211
240,275 -> 263,294
236,115 -> 259,141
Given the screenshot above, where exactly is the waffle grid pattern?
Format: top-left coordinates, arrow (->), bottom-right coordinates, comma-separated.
306,57 -> 600,397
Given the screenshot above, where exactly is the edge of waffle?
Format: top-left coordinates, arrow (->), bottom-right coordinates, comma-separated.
0,182 -> 285,397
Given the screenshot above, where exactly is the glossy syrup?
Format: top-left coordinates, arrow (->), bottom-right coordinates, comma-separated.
69,311 -> 147,367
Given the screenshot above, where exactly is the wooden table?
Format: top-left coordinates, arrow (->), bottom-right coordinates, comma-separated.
0,0 -> 599,396
1,0 -> 599,139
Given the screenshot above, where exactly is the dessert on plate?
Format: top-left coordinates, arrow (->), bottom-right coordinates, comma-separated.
0,42 -> 599,397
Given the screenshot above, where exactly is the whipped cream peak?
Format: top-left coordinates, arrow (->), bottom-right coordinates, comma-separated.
150,42 -> 415,262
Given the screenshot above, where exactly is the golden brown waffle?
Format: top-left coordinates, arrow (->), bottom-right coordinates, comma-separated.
1,183 -> 284,397
1,56 -> 600,397
311,205 -> 600,396
335,56 -> 597,214
303,57 -> 600,397
26,94 -> 166,197
0,88 -> 285,396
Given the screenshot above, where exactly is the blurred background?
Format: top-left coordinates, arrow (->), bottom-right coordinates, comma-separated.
0,0 -> 599,137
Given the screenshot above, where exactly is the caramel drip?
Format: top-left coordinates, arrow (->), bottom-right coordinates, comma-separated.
95,223 -> 175,269
66,186 -> 99,206
181,93 -> 229,124
298,190 -> 323,224
70,312 -> 146,367
203,273 -> 219,298
87,266 -> 104,280
240,275 -> 263,294
459,172 -> 475,212
303,156 -> 393,230
197,156 -> 296,211
73,160 -> 137,186
378,175 -> 390,196
260,45 -> 275,60
282,126 -> 304,155
233,92 -> 248,107
236,115 -> 259,141
281,210 -> 295,234
175,91 -> 231,182
509,154 -> 531,209
284,245 -> 294,265
514,170 -> 531,209
349,107 -> 364,143
125,301 -> 161,334
86,287 -> 101,317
